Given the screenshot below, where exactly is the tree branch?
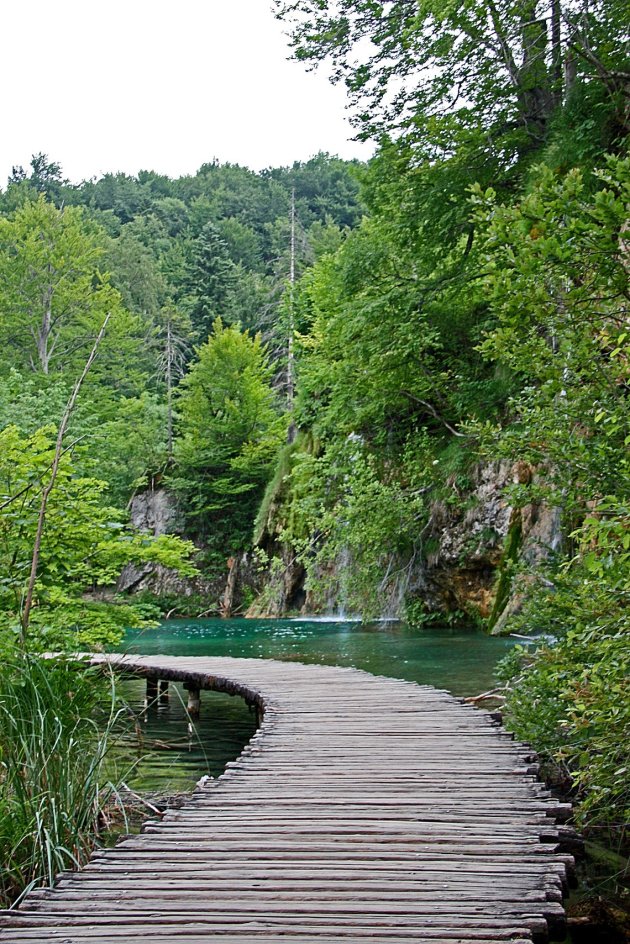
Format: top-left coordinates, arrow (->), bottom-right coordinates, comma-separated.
20,314 -> 111,639
401,391 -> 468,438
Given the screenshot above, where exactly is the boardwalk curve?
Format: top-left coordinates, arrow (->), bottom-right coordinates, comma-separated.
0,655 -> 574,943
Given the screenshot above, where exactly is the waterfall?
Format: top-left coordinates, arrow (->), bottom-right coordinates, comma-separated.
319,545 -> 353,619
378,560 -> 407,621
378,549 -> 425,621
335,545 -> 351,619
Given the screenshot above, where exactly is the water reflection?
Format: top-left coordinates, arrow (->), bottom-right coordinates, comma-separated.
122,617 -> 515,697
113,682 -> 257,793
116,618 -> 515,792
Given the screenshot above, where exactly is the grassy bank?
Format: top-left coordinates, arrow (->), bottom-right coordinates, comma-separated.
0,656 -> 122,907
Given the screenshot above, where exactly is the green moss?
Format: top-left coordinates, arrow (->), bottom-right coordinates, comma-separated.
253,431 -> 320,547
487,509 -> 522,631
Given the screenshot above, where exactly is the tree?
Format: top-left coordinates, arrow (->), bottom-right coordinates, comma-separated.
4,153 -> 68,208
183,223 -> 238,340
104,226 -> 169,320
472,155 -> 630,512
470,155 -> 630,831
171,321 -> 286,551
0,425 -> 196,652
19,314 -> 111,639
155,308 -> 192,460
276,0 -> 629,155
0,197 -> 141,385
268,153 -> 363,228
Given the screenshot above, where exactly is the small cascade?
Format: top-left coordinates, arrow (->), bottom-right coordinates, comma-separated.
317,544 -> 354,620
335,545 -> 351,619
378,559 -> 409,621
378,550 -> 426,621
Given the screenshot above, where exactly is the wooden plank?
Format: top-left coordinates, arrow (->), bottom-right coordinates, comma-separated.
0,654 -> 572,944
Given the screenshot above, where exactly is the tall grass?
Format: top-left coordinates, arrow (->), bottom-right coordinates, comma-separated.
0,656 -> 121,907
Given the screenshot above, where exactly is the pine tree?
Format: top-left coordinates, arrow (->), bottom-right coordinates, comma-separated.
184,223 -> 237,341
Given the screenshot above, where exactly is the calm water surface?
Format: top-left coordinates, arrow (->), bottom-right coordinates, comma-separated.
117,617 -> 516,792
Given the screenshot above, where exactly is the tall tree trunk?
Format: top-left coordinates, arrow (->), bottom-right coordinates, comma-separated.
37,286 -> 53,374
220,556 -> 239,619
287,188 -> 297,444
518,10 -> 554,144
166,319 -> 174,461
551,0 -> 563,104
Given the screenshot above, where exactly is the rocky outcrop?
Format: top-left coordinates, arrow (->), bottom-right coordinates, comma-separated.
420,460 -> 562,630
489,497 -> 562,634
127,488 -> 185,537
118,488 -> 258,614
117,559 -> 220,600
248,458 -> 564,627
246,549 -> 306,618
421,461 -> 514,618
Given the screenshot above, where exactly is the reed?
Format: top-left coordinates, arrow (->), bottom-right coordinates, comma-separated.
0,656 -> 121,907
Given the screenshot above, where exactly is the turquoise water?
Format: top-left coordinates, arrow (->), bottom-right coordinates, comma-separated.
112,682 -> 258,792
115,619 -> 623,940
123,617 -> 514,696
117,617 -> 516,792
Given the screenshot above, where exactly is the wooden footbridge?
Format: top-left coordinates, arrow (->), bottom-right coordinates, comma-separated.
0,655 -> 576,943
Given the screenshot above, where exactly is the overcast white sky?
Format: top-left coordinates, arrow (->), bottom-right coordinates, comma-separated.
1,0 -> 373,186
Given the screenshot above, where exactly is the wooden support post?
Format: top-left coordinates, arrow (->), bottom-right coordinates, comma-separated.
145,677 -> 158,712
158,679 -> 169,707
185,684 -> 201,719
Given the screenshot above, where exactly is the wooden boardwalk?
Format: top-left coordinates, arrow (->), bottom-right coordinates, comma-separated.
0,655 -> 575,943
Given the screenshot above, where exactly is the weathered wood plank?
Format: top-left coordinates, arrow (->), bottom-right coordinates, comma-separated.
0,654 -> 573,943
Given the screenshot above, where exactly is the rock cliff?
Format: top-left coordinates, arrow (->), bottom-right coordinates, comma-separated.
248,460 -> 563,630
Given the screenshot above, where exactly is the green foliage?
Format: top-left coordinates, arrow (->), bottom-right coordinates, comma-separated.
405,600 -> 473,629
104,226 -> 169,320
472,156 -> 629,606
276,0 -> 628,159
0,197 -> 143,390
0,370 -> 168,508
501,623 -> 629,830
0,425 -> 196,652
0,656 -> 121,906
171,321 -> 286,552
276,436 -> 429,617
183,223 -> 238,340
253,438 -> 305,547
467,156 -> 630,831
488,512 -> 523,630
0,73 -> 627,852
0,368 -> 70,434
0,155 -> 363,650
267,153 -> 363,229
81,392 -> 169,505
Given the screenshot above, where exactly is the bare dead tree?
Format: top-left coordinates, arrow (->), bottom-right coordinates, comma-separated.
155,313 -> 190,462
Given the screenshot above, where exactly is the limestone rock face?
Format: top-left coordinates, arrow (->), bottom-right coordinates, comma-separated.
245,549 -> 305,618
248,459 -> 564,625
490,499 -> 563,634
118,487 -> 261,615
422,461 -> 513,619
117,488 -> 219,602
128,488 -> 184,537
422,461 -> 563,626
117,560 -> 219,598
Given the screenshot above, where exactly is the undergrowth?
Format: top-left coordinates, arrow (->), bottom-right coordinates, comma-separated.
0,656 -> 123,907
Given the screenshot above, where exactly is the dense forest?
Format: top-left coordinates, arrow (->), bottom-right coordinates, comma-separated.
0,0 -> 628,917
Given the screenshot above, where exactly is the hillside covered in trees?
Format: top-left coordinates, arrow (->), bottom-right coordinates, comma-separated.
0,0 -> 628,908
0,153 -> 363,637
